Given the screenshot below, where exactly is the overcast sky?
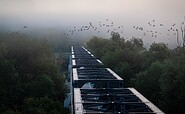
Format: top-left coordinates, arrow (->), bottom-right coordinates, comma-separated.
0,0 -> 185,47
1,0 -> 184,26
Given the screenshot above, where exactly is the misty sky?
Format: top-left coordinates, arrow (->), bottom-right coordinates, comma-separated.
0,0 -> 185,47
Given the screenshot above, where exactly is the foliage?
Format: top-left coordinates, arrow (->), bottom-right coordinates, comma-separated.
87,32 -> 145,86
86,32 -> 185,114
144,42 -> 171,67
86,36 -> 110,58
0,32 -> 67,113
22,97 -> 68,114
132,62 -> 163,104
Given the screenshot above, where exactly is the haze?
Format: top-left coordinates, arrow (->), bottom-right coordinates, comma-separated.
1,0 -> 185,47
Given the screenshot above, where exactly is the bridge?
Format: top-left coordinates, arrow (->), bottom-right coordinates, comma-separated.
68,46 -> 164,114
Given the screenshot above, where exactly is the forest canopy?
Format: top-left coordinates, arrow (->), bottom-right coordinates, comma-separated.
86,32 -> 185,114
0,32 -> 67,113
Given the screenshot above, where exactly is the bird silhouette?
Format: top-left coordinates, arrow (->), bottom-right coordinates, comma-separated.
23,26 -> 28,28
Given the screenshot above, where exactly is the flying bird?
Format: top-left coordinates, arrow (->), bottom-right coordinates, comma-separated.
23,26 -> 28,28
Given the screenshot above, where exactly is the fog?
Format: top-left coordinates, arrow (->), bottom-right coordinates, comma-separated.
1,0 -> 185,48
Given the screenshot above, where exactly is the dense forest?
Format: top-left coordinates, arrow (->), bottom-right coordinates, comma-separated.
86,32 -> 185,114
0,31 -> 185,114
0,32 -> 68,114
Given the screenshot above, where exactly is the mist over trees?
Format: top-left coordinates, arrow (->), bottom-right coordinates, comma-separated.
86,32 -> 185,114
0,29 -> 185,114
0,32 -> 68,113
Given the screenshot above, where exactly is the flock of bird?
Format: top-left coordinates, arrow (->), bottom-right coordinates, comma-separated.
64,19 -> 125,37
132,20 -> 179,38
22,19 -> 122,35
63,18 -> 184,40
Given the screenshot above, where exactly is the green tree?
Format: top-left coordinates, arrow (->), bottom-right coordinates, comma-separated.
0,32 -> 67,113
86,33 -> 185,113
22,97 -> 68,114
87,34 -> 145,86
144,43 -> 171,67
159,56 -> 185,114
86,36 -> 110,58
132,62 -> 163,105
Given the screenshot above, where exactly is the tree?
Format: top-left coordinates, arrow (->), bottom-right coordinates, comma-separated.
87,34 -> 146,86
111,31 -> 121,43
0,32 -> 67,113
86,36 -> 110,58
87,32 -> 185,114
143,42 -> 171,68
114,62 -> 133,86
22,97 -> 68,114
159,56 -> 185,114
132,62 -> 163,105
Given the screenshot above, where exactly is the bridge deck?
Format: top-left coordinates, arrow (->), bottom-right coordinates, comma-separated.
74,88 -> 164,114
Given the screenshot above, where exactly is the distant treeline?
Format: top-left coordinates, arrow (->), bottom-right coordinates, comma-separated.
86,32 -> 185,114
0,32 -> 68,114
